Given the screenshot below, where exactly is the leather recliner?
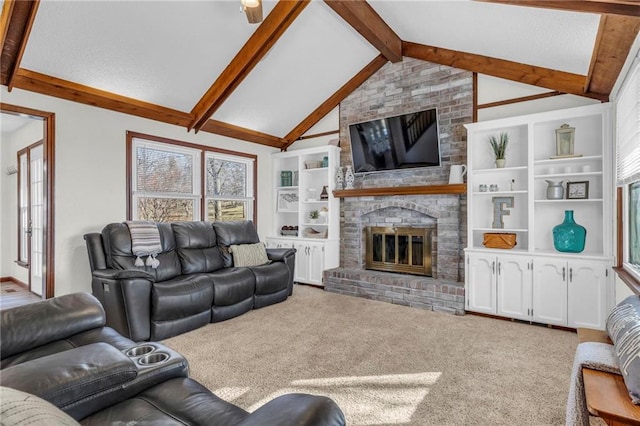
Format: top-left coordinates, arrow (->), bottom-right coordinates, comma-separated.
0,293 -> 345,425
84,220 -> 296,341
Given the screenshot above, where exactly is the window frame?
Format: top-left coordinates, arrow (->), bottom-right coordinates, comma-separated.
204,151 -> 255,222
126,132 -> 257,224
16,140 -> 44,269
614,55 -> 640,293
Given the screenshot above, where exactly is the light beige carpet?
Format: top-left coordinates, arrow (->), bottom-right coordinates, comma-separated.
163,284 -> 580,425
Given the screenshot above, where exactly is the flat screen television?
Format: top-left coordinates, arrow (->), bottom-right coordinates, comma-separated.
348,108 -> 441,174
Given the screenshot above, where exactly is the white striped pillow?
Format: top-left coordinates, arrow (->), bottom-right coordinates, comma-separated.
230,242 -> 270,267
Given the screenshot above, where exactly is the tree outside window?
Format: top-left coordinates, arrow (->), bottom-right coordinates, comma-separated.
128,133 -> 256,224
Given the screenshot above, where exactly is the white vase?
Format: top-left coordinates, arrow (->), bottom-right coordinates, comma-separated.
335,166 -> 344,189
345,165 -> 355,189
495,159 -> 506,168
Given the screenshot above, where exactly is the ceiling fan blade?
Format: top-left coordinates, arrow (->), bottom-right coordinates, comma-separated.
245,0 -> 263,24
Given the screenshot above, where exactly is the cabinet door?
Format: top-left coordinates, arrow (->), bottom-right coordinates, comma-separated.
294,243 -> 309,282
497,256 -> 531,320
308,243 -> 325,285
532,259 -> 567,326
466,253 -> 496,314
568,261 -> 608,330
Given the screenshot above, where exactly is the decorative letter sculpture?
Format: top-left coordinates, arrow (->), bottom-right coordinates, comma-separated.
492,197 -> 514,229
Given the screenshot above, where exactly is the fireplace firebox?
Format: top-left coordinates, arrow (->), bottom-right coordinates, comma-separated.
365,226 -> 433,276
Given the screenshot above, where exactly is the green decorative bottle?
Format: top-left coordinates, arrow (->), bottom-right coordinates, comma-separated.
553,210 -> 586,253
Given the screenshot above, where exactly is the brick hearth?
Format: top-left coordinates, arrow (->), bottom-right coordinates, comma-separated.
324,57 -> 471,315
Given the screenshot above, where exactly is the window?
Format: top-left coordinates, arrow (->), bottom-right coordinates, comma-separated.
205,153 -> 254,222
128,132 -> 256,223
616,55 -> 640,287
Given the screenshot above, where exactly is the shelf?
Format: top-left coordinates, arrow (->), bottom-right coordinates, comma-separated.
473,166 -> 527,173
473,228 -> 528,232
534,198 -> 603,203
534,155 -> 602,165
302,200 -> 328,204
534,172 -> 603,179
333,184 -> 466,198
302,222 -> 328,226
277,186 -> 299,190
302,167 -> 329,172
472,190 -> 528,195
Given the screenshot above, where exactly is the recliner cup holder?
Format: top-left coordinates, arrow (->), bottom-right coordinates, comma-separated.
125,345 -> 155,357
138,352 -> 170,365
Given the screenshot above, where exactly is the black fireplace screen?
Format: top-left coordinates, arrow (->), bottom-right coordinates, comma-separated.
366,227 -> 432,276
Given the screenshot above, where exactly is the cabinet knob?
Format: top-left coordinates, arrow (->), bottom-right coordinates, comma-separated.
562,267 -> 566,281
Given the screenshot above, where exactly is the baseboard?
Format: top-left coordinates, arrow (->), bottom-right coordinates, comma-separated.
0,276 -> 29,289
466,311 -> 577,333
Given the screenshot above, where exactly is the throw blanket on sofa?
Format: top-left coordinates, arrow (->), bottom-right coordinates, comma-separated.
566,341 -> 621,426
125,221 -> 161,268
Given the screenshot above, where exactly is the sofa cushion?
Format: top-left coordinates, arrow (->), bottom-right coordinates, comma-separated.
213,221 -> 260,267
102,223 -> 181,282
172,221 -> 225,274
230,242 -> 270,267
151,275 -> 213,321
79,378 -> 248,426
208,268 -> 255,307
606,295 -> 640,404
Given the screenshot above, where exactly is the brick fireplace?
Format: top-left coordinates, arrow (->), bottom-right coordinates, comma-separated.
323,57 -> 471,315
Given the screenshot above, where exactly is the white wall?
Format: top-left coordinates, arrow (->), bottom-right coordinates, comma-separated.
0,118 -> 43,285
0,87 -> 279,296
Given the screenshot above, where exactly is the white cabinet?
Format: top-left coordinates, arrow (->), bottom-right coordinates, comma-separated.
531,258 -> 567,326
466,252 -> 530,320
268,146 -> 340,287
567,259 -> 608,329
496,255 -> 532,321
294,241 -> 326,286
466,253 -> 497,315
464,103 -> 614,329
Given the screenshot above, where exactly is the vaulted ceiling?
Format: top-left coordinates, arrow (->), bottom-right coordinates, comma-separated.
1,0 -> 639,150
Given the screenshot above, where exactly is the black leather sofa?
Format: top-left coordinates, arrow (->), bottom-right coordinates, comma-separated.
0,293 -> 345,425
84,220 -> 296,341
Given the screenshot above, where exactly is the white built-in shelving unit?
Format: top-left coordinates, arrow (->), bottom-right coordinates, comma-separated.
266,146 -> 340,287
464,103 -> 614,329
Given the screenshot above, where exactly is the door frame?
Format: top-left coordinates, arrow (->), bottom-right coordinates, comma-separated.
1,102 -> 55,298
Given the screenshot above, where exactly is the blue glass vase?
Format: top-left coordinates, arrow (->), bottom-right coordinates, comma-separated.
553,210 -> 586,253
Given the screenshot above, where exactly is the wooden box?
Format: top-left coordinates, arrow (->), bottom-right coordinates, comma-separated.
483,233 -> 517,249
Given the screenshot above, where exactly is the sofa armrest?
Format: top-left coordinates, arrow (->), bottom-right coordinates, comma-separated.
236,393 -> 345,426
266,247 -> 295,262
0,293 -> 106,360
0,343 -> 137,419
91,271 -> 153,341
92,268 -> 155,281
266,248 -> 296,296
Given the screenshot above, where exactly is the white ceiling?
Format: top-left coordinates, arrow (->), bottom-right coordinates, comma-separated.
13,0 -> 613,139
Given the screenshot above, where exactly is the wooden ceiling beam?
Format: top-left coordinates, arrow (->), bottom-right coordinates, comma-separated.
12,69 -> 285,148
200,119 -> 287,149
585,14 -> 640,95
14,69 -> 194,126
476,0 -> 640,17
324,0 -> 402,63
189,0 -> 309,133
283,54 -> 388,149
0,0 -> 39,90
403,41 -> 608,101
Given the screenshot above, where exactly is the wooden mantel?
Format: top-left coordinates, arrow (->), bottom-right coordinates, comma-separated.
333,183 -> 466,198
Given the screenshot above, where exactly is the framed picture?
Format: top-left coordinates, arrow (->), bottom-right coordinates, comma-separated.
277,189 -> 299,212
566,181 -> 589,199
